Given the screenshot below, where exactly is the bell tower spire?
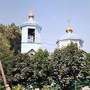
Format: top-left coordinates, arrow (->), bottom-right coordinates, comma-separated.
27,10 -> 35,24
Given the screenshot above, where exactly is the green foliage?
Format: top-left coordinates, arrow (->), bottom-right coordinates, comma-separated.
5,49 -> 50,89
4,43 -> 90,90
0,80 -> 4,90
12,84 -> 24,90
0,27 -> 89,90
34,49 -> 49,61
6,23 -> 21,54
0,23 -> 21,57
86,53 -> 90,75
51,43 -> 88,90
0,23 -> 21,89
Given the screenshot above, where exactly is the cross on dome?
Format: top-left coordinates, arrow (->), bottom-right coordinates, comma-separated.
27,9 -> 36,24
28,10 -> 35,19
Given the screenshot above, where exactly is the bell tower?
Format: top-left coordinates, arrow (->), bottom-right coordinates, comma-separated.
21,11 -> 42,53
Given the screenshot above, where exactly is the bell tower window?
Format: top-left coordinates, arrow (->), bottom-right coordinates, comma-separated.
28,28 -> 35,42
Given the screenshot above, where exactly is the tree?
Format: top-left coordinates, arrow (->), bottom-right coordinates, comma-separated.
0,23 -> 21,88
5,49 -> 50,90
6,23 -> 21,54
0,23 -> 21,57
86,53 -> 90,75
32,49 -> 50,89
51,42 -> 87,90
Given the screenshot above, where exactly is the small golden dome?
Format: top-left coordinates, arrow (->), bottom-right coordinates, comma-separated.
66,19 -> 73,33
66,21 -> 73,33
66,27 -> 73,33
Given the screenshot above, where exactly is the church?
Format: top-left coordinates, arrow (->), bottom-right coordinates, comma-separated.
56,25 -> 83,49
21,11 -> 42,54
21,12 -> 84,53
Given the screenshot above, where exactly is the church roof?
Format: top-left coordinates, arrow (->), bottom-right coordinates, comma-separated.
21,10 -> 41,30
57,25 -> 84,47
21,22 -> 41,29
60,33 -> 83,41
59,25 -> 83,42
57,30 -> 84,47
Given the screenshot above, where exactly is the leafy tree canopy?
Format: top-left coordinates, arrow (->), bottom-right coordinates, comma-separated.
51,42 -> 88,90
5,49 -> 50,89
0,24 -> 90,90
0,23 -> 21,58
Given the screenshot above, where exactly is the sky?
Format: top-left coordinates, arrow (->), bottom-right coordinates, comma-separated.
0,0 -> 90,52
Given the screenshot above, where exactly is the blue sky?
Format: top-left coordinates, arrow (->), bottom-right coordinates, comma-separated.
0,0 -> 90,52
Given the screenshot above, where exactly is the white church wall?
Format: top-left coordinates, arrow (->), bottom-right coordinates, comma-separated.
21,43 -> 42,53
35,28 -> 41,43
21,27 -> 28,42
57,40 -> 81,49
58,40 -> 71,48
82,86 -> 90,90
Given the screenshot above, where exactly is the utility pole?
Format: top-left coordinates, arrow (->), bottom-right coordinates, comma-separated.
0,60 -> 11,90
